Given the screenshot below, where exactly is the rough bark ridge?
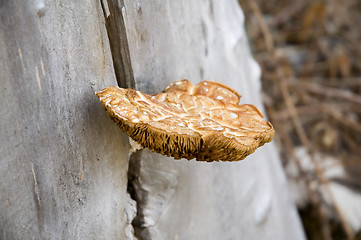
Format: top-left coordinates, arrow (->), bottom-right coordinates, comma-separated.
101,0 -> 135,89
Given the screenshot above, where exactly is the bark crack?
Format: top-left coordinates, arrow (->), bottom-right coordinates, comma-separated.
127,151 -> 146,240
101,0 -> 135,89
100,1 -> 138,239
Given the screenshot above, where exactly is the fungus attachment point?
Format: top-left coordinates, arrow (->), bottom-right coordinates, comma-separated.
96,79 -> 275,161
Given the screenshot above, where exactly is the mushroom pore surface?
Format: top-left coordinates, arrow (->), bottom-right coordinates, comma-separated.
95,79 -> 274,161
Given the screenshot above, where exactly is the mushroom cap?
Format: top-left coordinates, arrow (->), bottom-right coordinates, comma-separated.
95,79 -> 274,162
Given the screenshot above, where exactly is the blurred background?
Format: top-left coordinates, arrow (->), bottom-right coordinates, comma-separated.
239,0 -> 361,239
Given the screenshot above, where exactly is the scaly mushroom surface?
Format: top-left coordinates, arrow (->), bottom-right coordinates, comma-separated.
96,79 -> 274,161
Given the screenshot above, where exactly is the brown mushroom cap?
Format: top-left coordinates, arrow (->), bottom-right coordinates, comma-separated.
95,79 -> 275,162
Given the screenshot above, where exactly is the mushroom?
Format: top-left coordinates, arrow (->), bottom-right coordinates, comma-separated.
95,79 -> 274,162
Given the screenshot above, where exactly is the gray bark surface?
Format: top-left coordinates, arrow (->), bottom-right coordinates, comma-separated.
0,0 -> 305,240
0,1 -> 130,239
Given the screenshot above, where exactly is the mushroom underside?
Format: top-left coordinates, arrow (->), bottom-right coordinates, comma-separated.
96,79 -> 275,162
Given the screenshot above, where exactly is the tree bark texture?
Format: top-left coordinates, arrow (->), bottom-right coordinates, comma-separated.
0,1 -> 131,239
0,0 -> 305,240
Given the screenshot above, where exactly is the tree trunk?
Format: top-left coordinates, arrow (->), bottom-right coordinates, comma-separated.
0,0 -> 305,239
0,1 -> 130,239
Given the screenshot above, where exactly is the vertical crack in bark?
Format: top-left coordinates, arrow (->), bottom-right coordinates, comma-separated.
100,1 -> 137,239
100,2 -> 179,239
127,151 -> 147,240
101,0 -> 135,89
127,151 -> 179,240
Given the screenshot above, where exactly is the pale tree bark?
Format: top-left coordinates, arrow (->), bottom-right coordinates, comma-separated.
0,0 -> 305,240
0,1 -> 130,239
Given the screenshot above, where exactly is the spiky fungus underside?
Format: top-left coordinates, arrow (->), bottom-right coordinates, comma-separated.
95,79 -> 274,162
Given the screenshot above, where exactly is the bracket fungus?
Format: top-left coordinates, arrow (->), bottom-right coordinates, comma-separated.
95,79 -> 274,162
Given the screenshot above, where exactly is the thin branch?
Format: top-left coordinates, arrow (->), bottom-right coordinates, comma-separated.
275,102 -> 361,134
299,82 -> 361,106
246,0 -> 274,52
